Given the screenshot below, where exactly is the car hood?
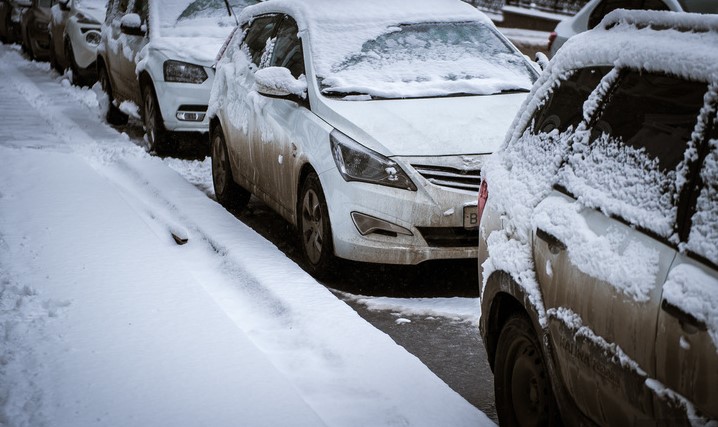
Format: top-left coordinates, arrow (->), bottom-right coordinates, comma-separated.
78,6 -> 105,24
319,92 -> 528,157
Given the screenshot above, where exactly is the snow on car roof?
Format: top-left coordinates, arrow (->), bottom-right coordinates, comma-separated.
553,10 -> 718,82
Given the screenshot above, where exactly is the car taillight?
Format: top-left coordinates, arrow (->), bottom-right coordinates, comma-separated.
477,179 -> 488,224
548,31 -> 557,52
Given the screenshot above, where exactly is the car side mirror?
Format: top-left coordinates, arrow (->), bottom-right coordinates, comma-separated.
58,0 -> 69,11
120,13 -> 145,37
254,66 -> 307,103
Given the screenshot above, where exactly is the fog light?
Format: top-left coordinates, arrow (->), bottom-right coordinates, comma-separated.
176,111 -> 206,122
351,212 -> 413,237
85,31 -> 101,45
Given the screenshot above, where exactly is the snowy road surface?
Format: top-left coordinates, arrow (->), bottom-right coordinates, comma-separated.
0,44 -> 494,426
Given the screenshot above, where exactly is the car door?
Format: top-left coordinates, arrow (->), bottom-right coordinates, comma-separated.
655,103 -> 718,422
222,14 -> 279,192
254,14 -> 311,220
534,69 -> 708,424
108,0 -> 145,101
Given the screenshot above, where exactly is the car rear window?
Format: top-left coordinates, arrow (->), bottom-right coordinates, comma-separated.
559,70 -> 708,237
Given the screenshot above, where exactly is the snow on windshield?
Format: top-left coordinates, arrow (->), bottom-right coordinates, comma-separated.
319,21 -> 535,99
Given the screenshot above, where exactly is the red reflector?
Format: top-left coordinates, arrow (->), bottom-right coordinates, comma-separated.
548,31 -> 557,51
477,179 -> 488,224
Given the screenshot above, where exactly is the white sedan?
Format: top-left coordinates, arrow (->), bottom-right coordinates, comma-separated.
209,0 -> 538,276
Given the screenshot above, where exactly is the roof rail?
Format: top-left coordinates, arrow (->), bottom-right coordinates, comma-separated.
600,9 -> 718,33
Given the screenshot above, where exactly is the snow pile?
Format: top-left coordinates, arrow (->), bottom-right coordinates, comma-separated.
342,293 -> 480,322
254,66 -> 307,98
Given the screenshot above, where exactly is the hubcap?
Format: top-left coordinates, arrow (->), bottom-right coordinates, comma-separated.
212,135 -> 227,194
510,342 -> 549,427
301,189 -> 323,265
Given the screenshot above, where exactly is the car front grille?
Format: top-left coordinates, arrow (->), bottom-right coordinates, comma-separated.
412,165 -> 481,192
417,227 -> 479,248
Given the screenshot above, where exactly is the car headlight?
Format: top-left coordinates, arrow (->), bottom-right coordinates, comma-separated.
163,60 -> 208,84
75,12 -> 99,25
331,130 -> 416,191
84,30 -> 100,45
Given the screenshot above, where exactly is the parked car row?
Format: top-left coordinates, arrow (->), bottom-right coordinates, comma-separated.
3,0 -> 717,424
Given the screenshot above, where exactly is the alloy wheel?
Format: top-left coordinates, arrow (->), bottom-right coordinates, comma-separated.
301,188 -> 324,265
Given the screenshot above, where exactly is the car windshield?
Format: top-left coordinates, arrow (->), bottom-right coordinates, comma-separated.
318,21 -> 537,100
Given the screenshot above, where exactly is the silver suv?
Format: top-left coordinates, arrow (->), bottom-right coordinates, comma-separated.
478,10 -> 718,426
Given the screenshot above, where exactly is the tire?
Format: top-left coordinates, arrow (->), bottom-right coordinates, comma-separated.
495,314 -> 561,427
98,63 -> 129,126
298,173 -> 335,278
23,28 -> 33,59
211,123 -> 250,210
65,40 -> 83,86
142,82 -> 171,155
48,35 -> 61,73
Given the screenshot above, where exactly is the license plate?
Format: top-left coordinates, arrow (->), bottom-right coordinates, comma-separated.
463,205 -> 479,229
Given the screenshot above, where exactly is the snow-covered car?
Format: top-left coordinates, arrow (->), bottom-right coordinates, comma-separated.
48,0 -> 105,85
547,0 -> 718,57
19,0 -> 53,60
208,0 -> 538,277
97,0 -> 256,154
0,0 -> 30,43
478,9 -> 718,426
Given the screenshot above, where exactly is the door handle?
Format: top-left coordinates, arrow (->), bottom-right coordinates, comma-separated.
661,299 -> 707,333
536,228 -> 566,254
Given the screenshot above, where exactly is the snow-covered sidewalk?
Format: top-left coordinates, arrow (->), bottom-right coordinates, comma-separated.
0,44 -> 493,426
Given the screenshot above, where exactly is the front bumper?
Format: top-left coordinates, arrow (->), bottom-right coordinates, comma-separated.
320,155 -> 485,265
154,74 -> 213,134
67,21 -> 101,70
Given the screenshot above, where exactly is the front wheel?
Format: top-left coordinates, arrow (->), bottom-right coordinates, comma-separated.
65,41 -> 84,86
495,314 -> 561,427
142,82 -> 171,155
211,123 -> 250,210
298,173 -> 335,278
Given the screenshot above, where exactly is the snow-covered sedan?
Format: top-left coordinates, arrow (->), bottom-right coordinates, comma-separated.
478,9 -> 718,426
48,0 -> 105,86
209,0 -> 537,276
97,0 -> 257,154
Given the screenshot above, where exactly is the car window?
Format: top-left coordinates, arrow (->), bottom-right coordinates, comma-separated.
687,120 -> 718,265
559,70 -> 708,237
242,15 -> 278,67
531,66 -> 611,134
131,0 -> 147,21
588,0 -> 669,28
317,21 -> 536,99
269,16 -> 304,79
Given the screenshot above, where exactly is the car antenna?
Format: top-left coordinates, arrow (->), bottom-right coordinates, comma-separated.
223,0 -> 239,26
